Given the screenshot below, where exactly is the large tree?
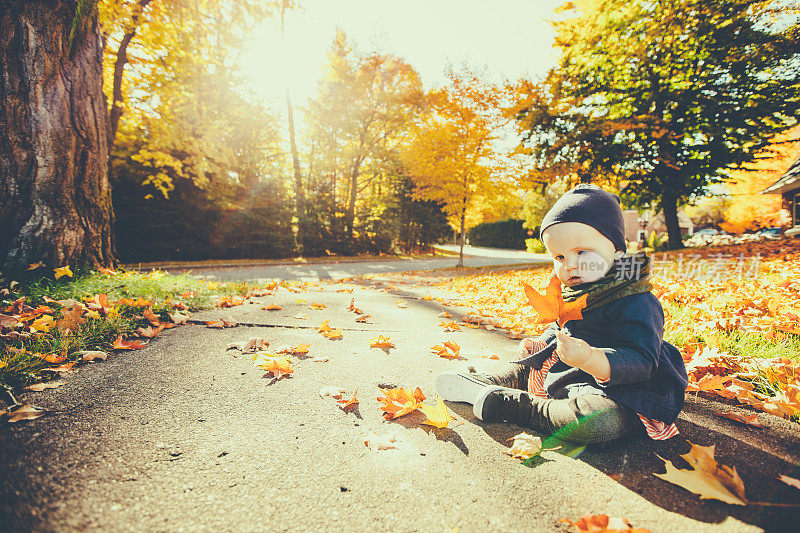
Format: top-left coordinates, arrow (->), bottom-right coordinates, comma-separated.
519,0 -> 800,249
400,69 -> 515,266
1,0 -> 114,273
307,31 -> 424,242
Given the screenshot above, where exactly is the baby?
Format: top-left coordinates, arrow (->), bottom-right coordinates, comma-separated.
436,184 -> 688,444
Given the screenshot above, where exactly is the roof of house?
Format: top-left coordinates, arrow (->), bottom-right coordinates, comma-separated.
762,154 -> 800,194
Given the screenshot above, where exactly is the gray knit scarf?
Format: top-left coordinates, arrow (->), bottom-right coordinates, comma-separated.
561,252 -> 653,315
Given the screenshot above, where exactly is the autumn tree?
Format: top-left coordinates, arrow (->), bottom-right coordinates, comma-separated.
720,125 -> 800,233
400,69 -> 515,266
518,0 -> 800,249
101,0 -> 281,199
1,0 -> 114,273
306,31 -> 424,245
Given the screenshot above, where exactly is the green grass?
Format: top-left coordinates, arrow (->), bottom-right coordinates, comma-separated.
1,269 -> 253,390
663,300 -> 800,408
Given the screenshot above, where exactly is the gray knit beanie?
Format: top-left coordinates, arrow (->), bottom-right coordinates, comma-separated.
539,184 -> 627,252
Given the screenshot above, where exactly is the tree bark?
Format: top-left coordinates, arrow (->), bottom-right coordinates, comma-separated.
0,0 -> 115,273
660,185 -> 683,250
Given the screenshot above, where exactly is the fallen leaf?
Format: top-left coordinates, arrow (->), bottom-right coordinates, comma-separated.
369,335 -> 395,350
437,311 -> 453,318
142,307 -> 161,326
22,381 -> 66,392
27,262 -> 43,270
113,335 -> 147,350
258,356 -> 294,379
505,432 -> 543,460
560,514 -> 651,532
319,386 -> 346,399
3,403 -> 46,423
309,303 -> 327,310
136,324 -> 166,338
364,430 -> 401,451
439,320 -> 461,332
355,314 -> 371,323
169,312 -> 190,324
523,275 -> 588,327
227,337 -> 268,352
264,304 -> 283,311
277,343 -> 310,355
77,350 -> 108,362
653,441 -> 747,505
418,395 -> 453,428
715,411 -> 762,427
30,315 -> 54,332
43,362 -> 75,373
396,301 -> 408,308
53,266 -> 73,279
443,340 -> 460,355
377,386 -> 426,420
36,352 -> 66,364
336,389 -> 359,410
293,313 -> 309,320
777,474 -> 800,490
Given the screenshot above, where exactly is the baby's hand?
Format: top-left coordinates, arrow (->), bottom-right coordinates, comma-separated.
555,330 -> 594,368
517,338 -> 536,358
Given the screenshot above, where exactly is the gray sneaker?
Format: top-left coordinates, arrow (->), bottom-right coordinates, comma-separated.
435,371 -> 495,404
473,386 -> 532,423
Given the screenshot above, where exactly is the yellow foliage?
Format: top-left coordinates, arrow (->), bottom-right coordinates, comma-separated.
721,126 -> 800,233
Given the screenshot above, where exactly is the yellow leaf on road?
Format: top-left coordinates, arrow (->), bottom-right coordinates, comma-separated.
419,395 -> 453,428
653,441 -> 747,505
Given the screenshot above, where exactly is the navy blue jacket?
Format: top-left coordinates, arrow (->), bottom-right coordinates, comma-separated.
512,291 -> 688,425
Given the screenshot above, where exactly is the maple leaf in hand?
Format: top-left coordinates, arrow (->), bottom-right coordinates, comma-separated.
523,275 -> 588,327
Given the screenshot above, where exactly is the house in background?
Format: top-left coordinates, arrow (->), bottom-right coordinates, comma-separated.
622,208 -> 694,245
761,153 -> 800,237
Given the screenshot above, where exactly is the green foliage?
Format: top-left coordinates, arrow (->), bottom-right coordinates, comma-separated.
467,219 -> 528,250
643,231 -> 669,252
526,238 -> 547,254
518,0 -> 800,246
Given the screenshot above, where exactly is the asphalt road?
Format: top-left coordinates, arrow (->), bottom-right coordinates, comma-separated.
1,261 -> 799,532
163,246 -> 551,282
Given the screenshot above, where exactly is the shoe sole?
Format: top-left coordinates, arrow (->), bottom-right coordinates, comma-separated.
473,385 -> 506,420
435,371 -> 493,403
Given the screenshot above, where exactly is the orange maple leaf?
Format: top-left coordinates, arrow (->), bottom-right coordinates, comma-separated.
560,514 -> 651,532
259,356 -> 294,379
336,389 -> 359,410
369,335 -> 395,350
523,275 -> 588,327
377,386 -> 426,420
112,335 -> 147,350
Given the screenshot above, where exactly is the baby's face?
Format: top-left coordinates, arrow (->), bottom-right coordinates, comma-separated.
541,222 -> 618,286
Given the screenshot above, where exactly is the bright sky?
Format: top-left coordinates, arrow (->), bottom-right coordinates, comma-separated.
240,0 -> 563,107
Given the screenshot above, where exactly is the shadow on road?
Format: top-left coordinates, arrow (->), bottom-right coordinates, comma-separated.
448,400 -> 799,531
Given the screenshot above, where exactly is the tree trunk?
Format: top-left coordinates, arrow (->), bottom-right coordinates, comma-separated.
661,186 -> 683,250
108,0 -> 152,148
458,202 -> 466,268
280,3 -> 305,253
286,90 -> 305,235
345,157 -> 361,239
0,0 -> 115,273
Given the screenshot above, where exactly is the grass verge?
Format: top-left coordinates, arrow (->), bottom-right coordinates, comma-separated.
0,269 -> 252,391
